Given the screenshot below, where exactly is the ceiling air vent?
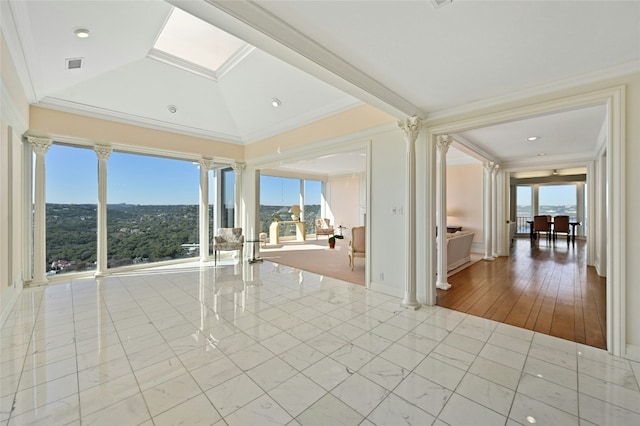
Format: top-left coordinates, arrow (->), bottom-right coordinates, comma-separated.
66,58 -> 83,70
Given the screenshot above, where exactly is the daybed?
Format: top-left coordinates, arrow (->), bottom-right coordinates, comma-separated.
445,231 -> 475,271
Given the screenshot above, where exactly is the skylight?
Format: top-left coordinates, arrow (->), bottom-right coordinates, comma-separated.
152,7 -> 249,77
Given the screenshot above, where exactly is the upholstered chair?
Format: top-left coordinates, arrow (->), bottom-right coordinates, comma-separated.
349,226 -> 366,271
553,215 -> 571,244
315,218 -> 334,239
533,215 -> 551,242
214,228 -> 244,265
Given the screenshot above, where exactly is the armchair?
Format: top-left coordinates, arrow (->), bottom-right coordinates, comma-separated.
315,218 -> 334,240
214,228 -> 244,265
349,226 -> 366,271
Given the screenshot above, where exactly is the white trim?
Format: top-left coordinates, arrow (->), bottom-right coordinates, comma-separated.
427,86 -> 626,357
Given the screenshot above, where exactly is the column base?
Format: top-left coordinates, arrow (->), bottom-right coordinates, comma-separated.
483,255 -> 496,261
436,281 -> 451,290
27,278 -> 49,287
400,301 -> 421,310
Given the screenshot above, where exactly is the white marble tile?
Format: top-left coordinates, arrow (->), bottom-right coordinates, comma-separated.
532,332 -> 577,354
142,372 -> 202,417
329,343 -> 375,371
369,323 -> 407,342
578,373 -> 640,414
79,373 -> 140,418
247,356 -> 298,392
578,356 -> 639,390
524,356 -> 578,391
80,392 -> 150,426
269,373 -> 326,417
228,343 -> 274,371
287,322 -> 324,342
351,332 -> 393,355
77,356 -> 132,392
190,356 -> 242,391
441,332 -> 485,356
396,332 -> 439,355
12,373 -> 78,417
261,332 -> 302,355
439,393 -> 507,425
452,322 -> 493,342
393,372 -> 452,417
224,394 -> 292,426
7,394 -> 79,426
378,342 -> 425,370
330,373 -> 389,417
296,393 -> 363,426
430,343 -> 476,371
468,356 -> 522,390
487,331 -> 531,355
302,357 -> 352,391
279,343 -> 325,371
528,343 -> 577,371
305,332 -> 347,356
18,356 -> 78,391
509,392 -> 579,426
478,342 -> 526,371
367,392 -> 434,426
385,314 -> 420,331
413,356 -> 466,391
494,322 -> 534,342
205,373 -> 264,417
456,372 -> 515,416
177,345 -> 226,372
578,392 -> 640,426
134,356 -> 188,391
359,356 -> 409,390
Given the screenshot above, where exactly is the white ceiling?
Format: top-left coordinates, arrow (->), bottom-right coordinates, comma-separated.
4,0 -> 638,173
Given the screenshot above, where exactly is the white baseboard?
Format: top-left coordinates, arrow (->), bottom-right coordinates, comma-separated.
625,343 -> 640,362
471,242 -> 484,254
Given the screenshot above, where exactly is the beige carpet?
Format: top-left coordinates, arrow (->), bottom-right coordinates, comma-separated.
258,238 -> 365,286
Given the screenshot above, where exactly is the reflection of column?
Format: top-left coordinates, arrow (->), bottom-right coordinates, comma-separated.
199,159 -> 212,262
491,164 -> 500,258
94,145 -> 112,276
483,162 -> 495,260
398,116 -> 422,309
436,135 -> 453,291
232,163 -> 245,228
28,137 -> 52,284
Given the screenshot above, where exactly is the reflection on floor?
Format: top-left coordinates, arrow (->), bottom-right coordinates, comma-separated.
1,260 -> 638,425
439,238 -> 606,349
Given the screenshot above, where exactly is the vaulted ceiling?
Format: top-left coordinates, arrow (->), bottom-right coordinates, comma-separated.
3,0 -> 639,169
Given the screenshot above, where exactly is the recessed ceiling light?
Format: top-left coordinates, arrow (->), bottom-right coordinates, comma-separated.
537,153 -> 546,156
168,105 -> 177,113
526,416 -> 537,424
526,136 -> 540,141
74,28 -> 90,38
552,169 -> 559,175
271,98 -> 281,108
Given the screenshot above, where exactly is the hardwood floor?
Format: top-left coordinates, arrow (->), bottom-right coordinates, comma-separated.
437,237 -> 607,349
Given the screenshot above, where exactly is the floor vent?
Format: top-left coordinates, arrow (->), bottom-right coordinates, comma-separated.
66,58 -> 83,70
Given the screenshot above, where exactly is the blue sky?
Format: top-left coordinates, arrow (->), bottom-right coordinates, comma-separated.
517,185 -> 577,206
46,145 -> 322,205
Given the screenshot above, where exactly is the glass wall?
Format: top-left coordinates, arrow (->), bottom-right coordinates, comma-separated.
107,152 -> 199,268
221,168 -> 235,228
304,180 -> 322,234
45,144 -> 97,275
259,175 -> 303,238
516,186 -> 532,233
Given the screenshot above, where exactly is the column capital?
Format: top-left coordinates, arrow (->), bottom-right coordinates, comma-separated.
492,163 -> 501,173
483,161 -> 496,172
436,134 -> 453,153
199,158 -> 213,170
397,116 -> 423,142
94,145 -> 112,161
232,162 -> 245,174
27,137 -> 52,155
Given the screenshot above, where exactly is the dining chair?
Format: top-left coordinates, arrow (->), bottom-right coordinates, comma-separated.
553,215 -> 571,244
533,215 -> 551,242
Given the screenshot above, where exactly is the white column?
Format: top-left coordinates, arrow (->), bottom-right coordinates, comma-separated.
435,135 -> 453,291
199,159 -> 212,261
28,137 -> 52,284
483,162 -> 495,260
398,116 -> 422,309
94,145 -> 112,276
491,163 -> 500,257
232,163 -> 245,228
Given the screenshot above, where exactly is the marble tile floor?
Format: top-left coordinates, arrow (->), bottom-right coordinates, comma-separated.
1,260 -> 640,426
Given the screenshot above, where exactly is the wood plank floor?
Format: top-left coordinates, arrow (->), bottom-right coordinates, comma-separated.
437,237 -> 607,349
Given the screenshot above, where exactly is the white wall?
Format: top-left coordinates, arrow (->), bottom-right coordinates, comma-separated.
369,130 -> 406,298
327,175 -> 360,230
446,163 -> 483,247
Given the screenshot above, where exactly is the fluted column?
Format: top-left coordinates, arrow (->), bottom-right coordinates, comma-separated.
28,137 -> 52,284
232,163 -> 245,228
436,135 -> 453,290
491,163 -> 500,257
199,159 -> 212,261
398,116 -> 422,310
483,162 -> 496,260
94,145 -> 112,276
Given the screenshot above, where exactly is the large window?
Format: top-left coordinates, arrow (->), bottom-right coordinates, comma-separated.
539,184 -> 577,221
516,186 -> 532,233
221,168 -> 235,228
259,175 -> 302,238
46,144 -> 97,275
304,180 -> 322,234
107,152 -> 199,268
